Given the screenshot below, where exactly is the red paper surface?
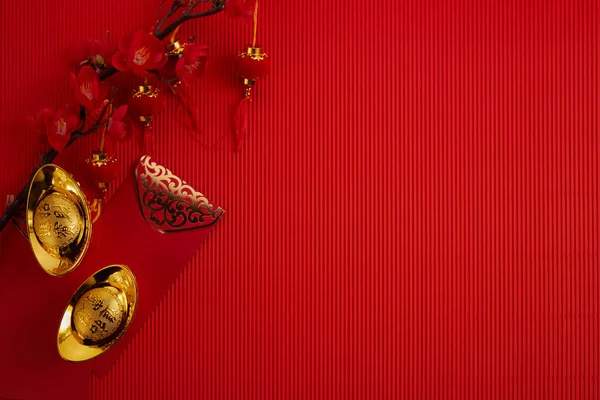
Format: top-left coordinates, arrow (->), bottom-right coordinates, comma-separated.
1,0 -> 599,399
0,172 -> 215,398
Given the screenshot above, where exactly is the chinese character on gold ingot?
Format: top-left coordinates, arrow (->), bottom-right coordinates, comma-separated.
90,319 -> 108,335
38,203 -> 51,218
35,222 -> 52,237
99,306 -> 119,323
53,221 -> 71,238
53,204 -> 74,222
87,294 -> 104,311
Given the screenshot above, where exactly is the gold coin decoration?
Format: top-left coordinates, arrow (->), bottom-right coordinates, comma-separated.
72,286 -> 125,343
27,164 -> 92,276
58,265 -> 137,362
33,192 -> 82,255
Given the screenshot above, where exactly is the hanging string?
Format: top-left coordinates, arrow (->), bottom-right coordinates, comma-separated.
144,123 -> 155,155
252,0 -> 259,47
234,0 -> 261,152
234,96 -> 252,152
99,103 -> 112,152
174,84 -> 230,149
171,26 -> 181,44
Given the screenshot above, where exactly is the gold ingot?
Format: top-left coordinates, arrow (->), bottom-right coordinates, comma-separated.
57,265 -> 138,362
26,164 -> 92,276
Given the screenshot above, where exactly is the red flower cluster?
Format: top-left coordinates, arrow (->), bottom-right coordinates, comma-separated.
176,43 -> 208,84
113,31 -> 167,77
70,66 -> 109,116
46,25 -> 213,153
36,107 -> 80,152
67,37 -> 117,70
105,105 -> 131,141
39,62 -> 137,151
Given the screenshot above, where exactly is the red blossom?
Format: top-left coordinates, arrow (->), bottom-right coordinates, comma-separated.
112,31 -> 168,77
225,0 -> 257,18
31,108 -> 54,146
33,108 -> 54,135
67,37 -> 117,69
88,38 -> 118,68
70,66 -> 109,112
106,105 -> 131,141
44,107 -> 80,152
175,43 -> 208,84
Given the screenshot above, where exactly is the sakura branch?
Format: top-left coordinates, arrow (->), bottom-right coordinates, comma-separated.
0,0 -> 227,232
155,0 -> 226,40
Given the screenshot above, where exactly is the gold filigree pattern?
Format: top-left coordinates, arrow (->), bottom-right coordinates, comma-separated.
131,84 -> 161,98
85,152 -> 118,168
135,155 -> 224,233
238,46 -> 268,62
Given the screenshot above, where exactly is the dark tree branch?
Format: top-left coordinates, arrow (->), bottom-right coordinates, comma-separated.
155,1 -> 224,40
154,0 -> 184,36
99,67 -> 118,80
188,6 -> 225,21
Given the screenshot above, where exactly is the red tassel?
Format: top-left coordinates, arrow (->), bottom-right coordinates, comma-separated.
143,124 -> 154,155
234,96 -> 251,152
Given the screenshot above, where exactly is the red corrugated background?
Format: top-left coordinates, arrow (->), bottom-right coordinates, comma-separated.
0,0 -> 599,398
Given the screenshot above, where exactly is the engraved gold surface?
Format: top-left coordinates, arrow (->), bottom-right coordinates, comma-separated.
57,265 -> 137,362
33,193 -> 82,252
26,164 -> 91,276
73,286 -> 125,342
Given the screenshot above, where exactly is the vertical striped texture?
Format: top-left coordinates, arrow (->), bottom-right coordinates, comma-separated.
0,0 -> 598,398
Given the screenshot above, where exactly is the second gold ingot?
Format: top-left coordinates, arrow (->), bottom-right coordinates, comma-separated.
58,265 -> 138,362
